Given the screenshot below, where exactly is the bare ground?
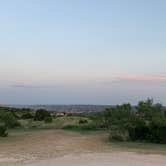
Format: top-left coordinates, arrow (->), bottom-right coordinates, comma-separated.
26,152 -> 166,166
0,130 -> 109,165
0,129 -> 166,166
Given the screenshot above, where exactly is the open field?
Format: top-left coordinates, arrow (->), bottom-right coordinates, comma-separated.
0,129 -> 166,166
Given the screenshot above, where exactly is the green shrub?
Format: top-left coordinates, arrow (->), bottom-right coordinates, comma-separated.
34,109 -> 51,121
80,123 -> 97,130
0,123 -> 8,137
110,130 -> 129,142
137,99 -> 165,120
128,117 -> 150,141
63,124 -> 78,130
100,105 -> 133,130
79,119 -> 88,124
44,117 -> 53,123
21,112 -> 33,119
148,119 -> 166,143
63,123 -> 97,131
0,112 -> 20,128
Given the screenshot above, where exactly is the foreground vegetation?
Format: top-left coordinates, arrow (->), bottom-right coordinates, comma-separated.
94,99 -> 166,143
0,98 -> 166,144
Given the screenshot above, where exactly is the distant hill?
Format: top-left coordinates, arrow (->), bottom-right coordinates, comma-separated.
9,105 -> 114,113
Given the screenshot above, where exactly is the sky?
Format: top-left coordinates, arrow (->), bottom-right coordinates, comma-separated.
0,0 -> 166,105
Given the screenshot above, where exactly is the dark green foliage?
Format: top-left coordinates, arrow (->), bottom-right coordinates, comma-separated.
79,119 -> 88,124
128,118 -> 166,143
21,112 -> 34,119
92,100 -> 166,144
0,111 -> 20,128
148,119 -> 166,143
0,107 -> 35,120
90,112 -> 107,129
110,130 -> 129,142
63,123 -> 97,131
137,98 -> 165,120
102,103 -> 133,130
128,117 -> 150,141
34,109 -> 51,121
0,123 -> 8,137
44,117 -> 53,123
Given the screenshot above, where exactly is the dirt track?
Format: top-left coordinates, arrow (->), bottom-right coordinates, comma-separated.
0,130 -> 109,165
0,130 -> 166,166
26,152 -> 166,166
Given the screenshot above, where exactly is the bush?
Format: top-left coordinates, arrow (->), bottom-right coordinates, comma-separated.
109,130 -> 129,142
97,100 -> 166,144
44,117 -> 53,123
148,119 -> 166,143
79,119 -> 88,124
34,109 -> 51,121
100,105 -> 133,129
137,99 -> 165,120
63,123 -> 97,131
21,112 -> 33,119
128,117 -> 150,141
0,123 -> 8,137
0,112 -> 20,128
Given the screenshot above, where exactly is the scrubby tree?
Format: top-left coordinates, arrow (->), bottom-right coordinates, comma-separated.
0,123 -> 8,137
21,112 -> 34,119
34,109 -> 51,121
0,112 -> 20,128
44,117 -> 53,123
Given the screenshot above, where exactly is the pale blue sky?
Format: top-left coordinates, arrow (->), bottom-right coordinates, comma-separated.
0,0 -> 166,105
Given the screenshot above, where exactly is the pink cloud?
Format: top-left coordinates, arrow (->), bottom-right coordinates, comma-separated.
114,74 -> 166,81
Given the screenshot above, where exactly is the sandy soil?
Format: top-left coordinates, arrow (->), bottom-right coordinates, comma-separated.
0,130 -> 166,166
26,152 -> 166,166
0,130 -> 109,165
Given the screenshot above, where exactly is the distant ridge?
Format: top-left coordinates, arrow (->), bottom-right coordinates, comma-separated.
9,104 -> 114,113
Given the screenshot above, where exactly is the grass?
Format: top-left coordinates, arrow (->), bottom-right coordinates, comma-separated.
0,116 -> 93,142
18,116 -> 91,129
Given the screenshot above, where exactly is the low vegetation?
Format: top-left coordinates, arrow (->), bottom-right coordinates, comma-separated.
34,109 -> 51,121
0,123 -> 8,137
93,99 -> 166,143
0,98 -> 166,144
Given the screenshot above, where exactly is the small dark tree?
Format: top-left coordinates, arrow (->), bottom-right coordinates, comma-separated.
44,117 -> 53,123
0,123 -> 8,137
128,117 -> 149,141
21,112 -> 33,119
79,119 -> 88,124
34,109 -> 51,121
0,112 -> 20,128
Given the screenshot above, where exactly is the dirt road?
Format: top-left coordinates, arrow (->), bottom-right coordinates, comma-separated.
0,130 -> 166,166
26,152 -> 166,166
